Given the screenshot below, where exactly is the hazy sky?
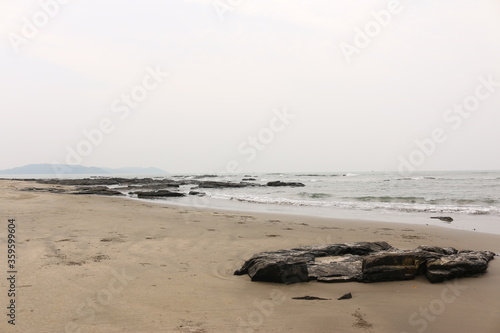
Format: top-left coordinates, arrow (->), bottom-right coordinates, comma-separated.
1,0 -> 500,173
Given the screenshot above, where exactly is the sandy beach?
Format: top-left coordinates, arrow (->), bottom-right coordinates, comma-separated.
1,179 -> 499,333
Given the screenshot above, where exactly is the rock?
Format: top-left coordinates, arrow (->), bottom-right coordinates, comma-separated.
235,242 -> 495,284
310,255 -> 363,283
234,242 -> 393,284
267,181 -> 305,187
242,178 -> 257,181
425,250 -> 496,283
431,216 -> 454,223
71,186 -> 123,196
235,254 -> 310,284
362,252 -> 432,282
195,181 -> 257,189
134,190 -> 186,198
337,293 -> 352,300
292,296 -> 331,301
189,191 -> 206,197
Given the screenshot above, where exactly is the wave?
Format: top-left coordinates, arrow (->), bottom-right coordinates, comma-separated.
350,196 -> 498,206
298,192 -> 332,199
211,194 -> 500,216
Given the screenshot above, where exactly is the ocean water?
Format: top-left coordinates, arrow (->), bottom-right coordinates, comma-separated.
5,170 -> 500,233
166,170 -> 500,234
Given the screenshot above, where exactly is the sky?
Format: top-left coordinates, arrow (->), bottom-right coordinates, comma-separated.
1,0 -> 500,174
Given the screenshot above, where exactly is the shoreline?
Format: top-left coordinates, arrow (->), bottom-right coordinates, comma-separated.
129,194 -> 500,236
1,179 -> 500,332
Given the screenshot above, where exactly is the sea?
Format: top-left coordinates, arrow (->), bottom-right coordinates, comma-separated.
4,170 -> 500,234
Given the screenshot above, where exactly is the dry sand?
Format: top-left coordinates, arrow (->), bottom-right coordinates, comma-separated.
1,179 -> 499,333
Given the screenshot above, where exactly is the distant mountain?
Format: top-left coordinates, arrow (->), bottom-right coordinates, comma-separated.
0,164 -> 167,175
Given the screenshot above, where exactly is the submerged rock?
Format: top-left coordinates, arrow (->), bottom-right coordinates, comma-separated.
188,191 -> 206,197
267,181 -> 305,187
235,242 -> 495,284
133,190 -> 186,198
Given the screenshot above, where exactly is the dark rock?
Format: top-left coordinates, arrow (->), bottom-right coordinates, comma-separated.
242,178 -> 257,181
72,186 -> 123,196
235,254 -> 309,284
189,191 -> 206,197
292,296 -> 331,301
234,242 -> 393,284
235,242 -> 495,284
267,181 -> 305,187
337,293 -> 352,300
425,251 -> 496,283
311,255 -> 363,283
431,216 -> 454,223
362,252 -> 432,282
415,245 -> 457,255
134,190 -> 185,198
196,181 -> 257,189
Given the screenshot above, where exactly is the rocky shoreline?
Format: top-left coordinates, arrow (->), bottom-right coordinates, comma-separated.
15,177 -> 306,198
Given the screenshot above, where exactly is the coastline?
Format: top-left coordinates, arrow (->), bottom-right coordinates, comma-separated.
131,194 -> 500,236
1,179 -> 499,332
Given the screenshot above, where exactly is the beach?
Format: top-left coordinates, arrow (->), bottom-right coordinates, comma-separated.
1,179 -> 499,333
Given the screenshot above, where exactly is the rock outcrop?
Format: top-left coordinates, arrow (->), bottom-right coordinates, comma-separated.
234,242 -> 496,284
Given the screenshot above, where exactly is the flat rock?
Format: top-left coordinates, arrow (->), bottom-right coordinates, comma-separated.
133,190 -> 186,198
267,181 -> 305,187
292,296 -> 331,301
71,186 -> 123,196
431,216 -> 454,223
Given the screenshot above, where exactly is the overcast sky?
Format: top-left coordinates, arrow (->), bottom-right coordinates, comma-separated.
1,0 -> 499,173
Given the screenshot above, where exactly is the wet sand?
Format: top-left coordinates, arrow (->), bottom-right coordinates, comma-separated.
1,179 -> 499,333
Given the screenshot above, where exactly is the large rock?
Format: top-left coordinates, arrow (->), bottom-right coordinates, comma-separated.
234,242 -> 393,284
425,250 -> 496,283
235,242 -> 496,284
362,252 -> 432,282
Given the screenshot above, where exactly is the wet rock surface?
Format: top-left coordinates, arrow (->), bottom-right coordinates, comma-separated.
132,190 -> 186,198
234,242 -> 495,284
267,181 -> 305,187
15,177 -> 305,198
